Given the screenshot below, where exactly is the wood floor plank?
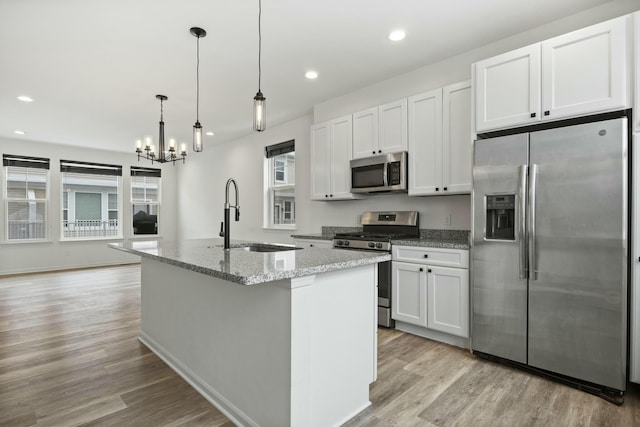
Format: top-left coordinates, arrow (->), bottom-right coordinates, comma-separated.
2,265 -> 640,427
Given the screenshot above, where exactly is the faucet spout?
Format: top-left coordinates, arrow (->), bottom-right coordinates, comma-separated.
223,178 -> 240,250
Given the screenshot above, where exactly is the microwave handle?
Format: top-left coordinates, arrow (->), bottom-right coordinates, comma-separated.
383,162 -> 388,187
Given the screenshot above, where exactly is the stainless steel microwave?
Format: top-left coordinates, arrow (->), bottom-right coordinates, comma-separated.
350,151 -> 407,193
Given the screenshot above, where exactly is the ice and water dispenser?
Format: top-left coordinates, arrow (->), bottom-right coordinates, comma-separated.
485,195 -> 515,240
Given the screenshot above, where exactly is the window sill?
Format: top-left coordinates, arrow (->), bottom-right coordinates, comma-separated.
2,239 -> 52,245
262,225 -> 297,231
59,236 -> 124,243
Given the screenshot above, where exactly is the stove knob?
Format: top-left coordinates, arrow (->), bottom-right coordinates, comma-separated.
344,241 -> 350,246
376,242 -> 383,249
336,240 -> 344,246
368,242 -> 375,248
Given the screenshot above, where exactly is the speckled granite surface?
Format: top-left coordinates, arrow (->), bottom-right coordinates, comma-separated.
292,228 -> 470,249
110,238 -> 390,285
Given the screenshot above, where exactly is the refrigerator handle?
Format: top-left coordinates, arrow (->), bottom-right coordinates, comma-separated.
529,164 -> 538,281
518,164 -> 528,279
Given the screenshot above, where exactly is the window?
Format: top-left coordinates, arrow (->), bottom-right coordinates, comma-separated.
61,160 -> 122,239
131,167 -> 160,235
3,155 -> 49,241
264,140 -> 295,228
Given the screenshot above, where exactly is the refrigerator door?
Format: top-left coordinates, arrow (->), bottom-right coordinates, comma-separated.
472,133 -> 529,363
528,118 -> 627,391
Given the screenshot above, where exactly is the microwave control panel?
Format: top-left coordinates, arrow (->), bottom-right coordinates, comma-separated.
388,162 -> 401,185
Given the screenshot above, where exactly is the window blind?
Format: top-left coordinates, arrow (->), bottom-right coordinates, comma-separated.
3,154 -> 50,169
265,139 -> 295,158
130,166 -> 161,178
60,160 -> 122,176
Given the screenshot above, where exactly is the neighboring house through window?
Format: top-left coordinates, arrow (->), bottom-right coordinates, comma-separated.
131,166 -> 160,235
60,160 -> 122,239
3,154 -> 49,241
264,139 -> 295,228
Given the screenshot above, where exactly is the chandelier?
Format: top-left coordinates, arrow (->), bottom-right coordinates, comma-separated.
135,95 -> 187,165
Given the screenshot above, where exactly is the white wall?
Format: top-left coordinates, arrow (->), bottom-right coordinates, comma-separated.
178,0 -> 638,244
0,137 -> 178,275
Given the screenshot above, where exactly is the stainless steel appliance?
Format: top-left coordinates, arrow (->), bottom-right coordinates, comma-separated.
350,152 -> 407,193
472,116 -> 628,399
334,211 -> 419,327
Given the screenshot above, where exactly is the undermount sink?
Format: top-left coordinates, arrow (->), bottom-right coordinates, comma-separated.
231,243 -> 302,253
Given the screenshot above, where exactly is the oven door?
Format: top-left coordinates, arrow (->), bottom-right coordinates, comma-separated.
377,260 -> 394,328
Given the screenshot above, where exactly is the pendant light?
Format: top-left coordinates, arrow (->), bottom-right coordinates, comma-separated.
135,95 -> 187,165
253,0 -> 266,132
191,27 -> 206,152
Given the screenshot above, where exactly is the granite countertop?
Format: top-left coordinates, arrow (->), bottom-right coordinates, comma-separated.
110,238 -> 390,286
292,227 -> 470,250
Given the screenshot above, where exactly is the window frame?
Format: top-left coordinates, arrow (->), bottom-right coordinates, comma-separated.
60,160 -> 123,241
263,140 -> 295,230
3,155 -> 50,243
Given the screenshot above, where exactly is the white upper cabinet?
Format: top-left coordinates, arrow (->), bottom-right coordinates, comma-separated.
352,107 -> 379,158
408,81 -> 472,196
475,44 -> 541,132
541,16 -> 629,121
310,115 -> 361,201
634,12 -> 640,133
475,15 -> 630,133
353,99 -> 408,159
442,81 -> 472,194
378,99 -> 408,154
408,88 -> 442,195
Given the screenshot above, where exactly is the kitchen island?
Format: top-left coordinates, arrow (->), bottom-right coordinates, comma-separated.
110,239 -> 390,427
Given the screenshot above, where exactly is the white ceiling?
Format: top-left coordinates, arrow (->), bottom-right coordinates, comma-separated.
0,0 -> 614,153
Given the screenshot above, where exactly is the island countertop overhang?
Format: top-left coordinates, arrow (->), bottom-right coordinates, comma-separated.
110,238 -> 390,285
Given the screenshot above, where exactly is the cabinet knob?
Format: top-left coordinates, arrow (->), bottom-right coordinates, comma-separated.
428,269 -> 432,273
443,187 -> 447,191
330,194 -> 334,197
530,112 -> 536,118
378,150 -> 382,153
419,268 -> 424,272
310,244 -> 314,247
372,151 -> 376,154
423,254 -> 429,258
435,188 -> 439,191
325,194 -> 328,198
544,111 -> 550,116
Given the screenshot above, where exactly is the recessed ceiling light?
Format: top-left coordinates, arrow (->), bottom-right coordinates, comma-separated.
305,71 -> 319,80
14,130 -> 26,135
17,95 -> 34,102
388,30 -> 406,42
206,131 -> 215,136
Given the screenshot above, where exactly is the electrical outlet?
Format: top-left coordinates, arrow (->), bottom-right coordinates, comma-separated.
444,214 -> 452,226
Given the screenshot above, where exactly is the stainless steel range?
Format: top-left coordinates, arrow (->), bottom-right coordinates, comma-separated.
333,211 -> 419,328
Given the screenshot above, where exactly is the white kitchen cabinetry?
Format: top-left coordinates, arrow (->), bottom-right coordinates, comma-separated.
475,15 -> 629,133
310,115 -> 361,200
352,99 -> 408,159
352,107 -> 379,159
392,246 -> 469,342
408,81 -> 472,196
634,12 -> 640,133
293,238 -> 333,249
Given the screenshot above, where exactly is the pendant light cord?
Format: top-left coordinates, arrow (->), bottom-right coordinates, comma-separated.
196,35 -> 200,122
258,0 -> 262,92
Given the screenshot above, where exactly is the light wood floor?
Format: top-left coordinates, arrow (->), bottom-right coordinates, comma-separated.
0,265 -> 638,427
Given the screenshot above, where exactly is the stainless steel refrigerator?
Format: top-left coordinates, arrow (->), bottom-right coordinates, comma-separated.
472,117 -> 628,393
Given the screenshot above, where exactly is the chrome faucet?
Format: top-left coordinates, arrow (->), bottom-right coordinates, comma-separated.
219,178 -> 240,250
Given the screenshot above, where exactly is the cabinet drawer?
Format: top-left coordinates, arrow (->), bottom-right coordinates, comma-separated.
392,246 -> 469,268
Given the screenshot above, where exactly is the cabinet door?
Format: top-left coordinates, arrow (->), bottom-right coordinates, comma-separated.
353,107 -> 379,159
379,99 -> 408,154
427,266 -> 469,338
329,115 -> 354,199
475,44 -> 541,132
442,81 -> 472,194
293,239 -> 333,249
408,88 -> 442,196
310,123 -> 331,200
633,12 -> 639,133
391,261 -> 427,327
541,16 -> 629,120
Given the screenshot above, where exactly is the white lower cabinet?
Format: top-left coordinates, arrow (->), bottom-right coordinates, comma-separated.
292,238 -> 333,249
391,246 -> 470,342
632,132 -> 640,383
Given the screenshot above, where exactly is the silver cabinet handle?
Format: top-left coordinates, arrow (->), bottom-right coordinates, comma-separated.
528,164 -> 538,281
518,165 -> 528,279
